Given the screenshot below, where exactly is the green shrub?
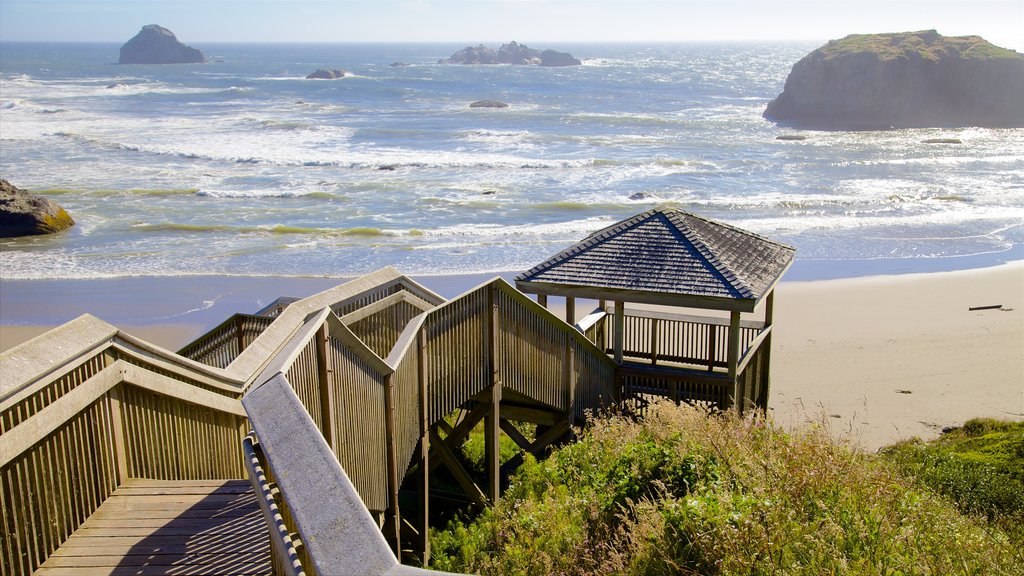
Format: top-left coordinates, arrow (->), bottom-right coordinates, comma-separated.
430,403 -> 1024,575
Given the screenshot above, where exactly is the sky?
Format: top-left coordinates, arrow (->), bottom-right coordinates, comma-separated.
1,0 -> 1022,50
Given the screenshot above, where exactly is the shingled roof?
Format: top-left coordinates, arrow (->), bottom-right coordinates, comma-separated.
515,208 -> 795,311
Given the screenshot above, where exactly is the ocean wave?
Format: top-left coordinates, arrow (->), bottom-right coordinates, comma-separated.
132,223 -> 394,237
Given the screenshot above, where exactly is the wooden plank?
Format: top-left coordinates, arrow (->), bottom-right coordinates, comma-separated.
41,477 -> 270,576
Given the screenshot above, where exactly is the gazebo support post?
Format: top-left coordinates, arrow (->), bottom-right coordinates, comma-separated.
727,310 -> 742,415
613,301 -> 625,364
537,294 -> 548,309
565,296 -> 575,326
759,290 -> 776,410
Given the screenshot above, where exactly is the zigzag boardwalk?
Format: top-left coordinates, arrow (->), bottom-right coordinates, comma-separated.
35,479 -> 269,576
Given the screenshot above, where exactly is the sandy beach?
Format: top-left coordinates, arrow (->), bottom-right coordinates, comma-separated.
770,261 -> 1024,451
2,263 -> 1021,451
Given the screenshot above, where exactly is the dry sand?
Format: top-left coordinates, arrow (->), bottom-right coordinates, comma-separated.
770,261 -> 1024,451
2,264 -> 1021,451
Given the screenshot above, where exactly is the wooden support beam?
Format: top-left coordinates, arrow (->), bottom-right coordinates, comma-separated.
485,285 -> 502,503
497,404 -> 561,427
760,290 -> 775,411
565,344 -> 576,427
499,419 -> 532,451
727,310 -> 741,415
416,329 -> 430,566
537,294 -> 548,308
429,429 -> 488,508
565,297 -> 575,325
315,323 -> 336,451
383,373 -> 401,559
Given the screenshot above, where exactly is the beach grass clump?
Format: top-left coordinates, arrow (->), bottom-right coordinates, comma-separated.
881,418 -> 1024,537
429,402 -> 1023,575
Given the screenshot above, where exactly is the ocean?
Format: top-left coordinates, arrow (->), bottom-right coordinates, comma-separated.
2,42 -> 1023,282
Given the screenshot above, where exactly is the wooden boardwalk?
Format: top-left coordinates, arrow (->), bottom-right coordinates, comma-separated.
35,479 -> 270,576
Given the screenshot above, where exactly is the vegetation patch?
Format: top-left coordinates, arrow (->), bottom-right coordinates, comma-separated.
430,403 -> 1023,575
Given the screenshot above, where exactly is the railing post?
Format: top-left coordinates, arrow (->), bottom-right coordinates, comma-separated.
315,324 -> 336,451
384,373 -> 401,559
707,323 -> 717,372
106,384 -> 129,484
417,328 -> 430,566
613,301 -> 625,365
565,296 -> 575,326
727,311 -> 742,415
760,291 -> 776,410
650,318 -> 659,366
564,342 -> 576,427
537,294 -> 548,309
485,285 -> 502,503
235,315 -> 246,357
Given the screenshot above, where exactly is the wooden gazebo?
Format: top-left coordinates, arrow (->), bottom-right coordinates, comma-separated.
516,208 -> 795,414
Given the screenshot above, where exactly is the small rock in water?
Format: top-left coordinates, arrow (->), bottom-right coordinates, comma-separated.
306,68 -> 349,79
0,179 -> 75,237
469,100 -> 509,108
776,134 -> 807,141
378,165 -> 397,171
481,190 -> 497,195
389,62 -> 410,67
922,138 -> 962,144
629,192 -> 650,200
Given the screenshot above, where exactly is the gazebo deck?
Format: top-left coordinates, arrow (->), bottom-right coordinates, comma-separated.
36,479 -> 270,576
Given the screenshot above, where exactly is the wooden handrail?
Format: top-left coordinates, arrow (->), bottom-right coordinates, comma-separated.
613,306 -> 766,330
575,306 -> 607,334
737,325 -> 773,375
243,373 -> 460,576
242,432 -> 305,576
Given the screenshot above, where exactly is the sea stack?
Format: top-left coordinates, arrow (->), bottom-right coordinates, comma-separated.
763,30 -> 1024,130
442,42 -> 581,66
0,179 -> 75,237
118,25 -> 206,64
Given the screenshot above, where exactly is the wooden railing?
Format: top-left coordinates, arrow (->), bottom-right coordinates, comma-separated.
0,318 -> 248,576
617,308 -> 762,369
178,313 -> 276,368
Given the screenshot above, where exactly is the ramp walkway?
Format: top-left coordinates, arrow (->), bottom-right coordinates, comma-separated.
34,479 -> 268,576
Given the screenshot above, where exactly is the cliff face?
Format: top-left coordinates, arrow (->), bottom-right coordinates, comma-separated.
764,30 -> 1024,130
119,25 -> 206,65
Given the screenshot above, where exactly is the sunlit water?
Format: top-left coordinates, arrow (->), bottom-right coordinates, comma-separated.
2,42 -> 1022,280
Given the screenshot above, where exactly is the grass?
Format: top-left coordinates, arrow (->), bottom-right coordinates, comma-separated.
819,30 -> 1023,62
430,403 -> 1024,575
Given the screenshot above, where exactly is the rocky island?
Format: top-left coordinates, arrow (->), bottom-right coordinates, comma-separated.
763,30 -> 1024,130
118,24 -> 206,65
0,179 -> 75,237
442,41 -> 581,66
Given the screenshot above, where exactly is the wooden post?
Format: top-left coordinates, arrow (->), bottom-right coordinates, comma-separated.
315,324 -> 336,450
565,296 -> 575,326
485,286 -> 502,502
565,343 -> 576,427
384,373 -> 401,559
706,323 -> 717,372
537,294 -> 548,309
417,329 -> 430,565
613,301 -> 625,364
235,315 -> 246,357
760,290 -> 775,411
727,310 -> 742,415
650,318 -> 659,366
106,385 -> 129,485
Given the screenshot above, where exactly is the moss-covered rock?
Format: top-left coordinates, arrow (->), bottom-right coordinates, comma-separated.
0,179 -> 75,237
764,30 -> 1024,130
